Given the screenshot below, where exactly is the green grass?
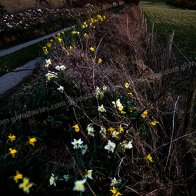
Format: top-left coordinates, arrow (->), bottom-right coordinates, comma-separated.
141,1 -> 196,58
0,41 -> 46,76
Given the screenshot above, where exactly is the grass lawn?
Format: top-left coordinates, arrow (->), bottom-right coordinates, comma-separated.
0,41 -> 46,77
141,1 -> 196,58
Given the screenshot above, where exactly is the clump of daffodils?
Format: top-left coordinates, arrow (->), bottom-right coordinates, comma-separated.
112,99 -> 126,114
55,65 -> 66,71
45,71 -> 58,81
95,85 -> 107,99
120,140 -> 133,152
71,138 -> 88,155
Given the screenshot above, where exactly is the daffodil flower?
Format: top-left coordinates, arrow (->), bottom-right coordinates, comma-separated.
104,140 -> 116,153
8,134 -> 16,142
110,186 -> 122,196
13,171 -> 23,183
73,179 -> 86,192
71,138 -> 83,149
86,124 -> 95,137
28,137 -> 37,146
84,170 -> 93,180
98,104 -> 106,113
9,148 -> 17,158
146,154 -> 153,163
73,124 -> 80,132
90,47 -> 95,52
141,110 -> 148,118
57,86 -> 64,93
19,178 -> 33,194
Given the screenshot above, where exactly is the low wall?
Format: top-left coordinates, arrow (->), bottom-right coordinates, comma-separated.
0,0 -> 69,12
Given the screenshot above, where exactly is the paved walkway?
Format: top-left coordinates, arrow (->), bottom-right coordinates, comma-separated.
0,58 -> 41,96
0,27 -> 72,57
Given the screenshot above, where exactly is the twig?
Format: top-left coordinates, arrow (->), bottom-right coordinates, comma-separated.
164,96 -> 180,171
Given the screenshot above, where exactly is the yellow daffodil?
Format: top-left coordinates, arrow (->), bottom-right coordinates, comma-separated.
42,47 -> 48,55
73,124 -> 80,132
110,187 -> 122,196
124,82 -> 130,89
150,120 -> 159,126
108,127 -> 115,133
69,45 -> 73,50
9,148 -> 17,158
8,134 -> 16,142
57,37 -> 62,43
119,124 -> 124,133
84,33 -> 88,38
28,137 -> 37,146
13,171 -> 23,183
72,31 -> 79,35
128,92 -> 133,97
98,58 -> 102,64
47,42 -> 52,48
146,154 -> 153,163
90,47 -> 95,52
141,110 -> 148,118
19,177 -> 33,194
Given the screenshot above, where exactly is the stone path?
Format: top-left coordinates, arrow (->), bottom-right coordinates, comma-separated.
0,27 -> 72,57
0,58 -> 41,96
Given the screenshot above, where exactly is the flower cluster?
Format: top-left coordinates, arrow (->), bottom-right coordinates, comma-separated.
13,171 -> 33,193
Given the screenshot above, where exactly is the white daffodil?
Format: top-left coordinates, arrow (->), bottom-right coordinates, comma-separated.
55,65 -> 60,70
84,170 -> 93,180
63,175 -> 70,182
112,99 -> 125,114
57,86 -> 64,93
100,126 -> 107,136
55,65 -> 66,71
81,144 -> 88,155
45,59 -> 52,68
110,177 -> 122,187
73,179 -> 86,192
71,138 -> 83,149
49,173 -> 58,186
120,140 -> 133,151
95,86 -> 101,98
87,124 -> 95,137
102,85 -> 107,92
95,86 -> 104,99
112,131 -> 120,138
45,71 -> 58,80
59,65 -> 66,70
104,140 -> 116,153
98,104 -> 106,113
